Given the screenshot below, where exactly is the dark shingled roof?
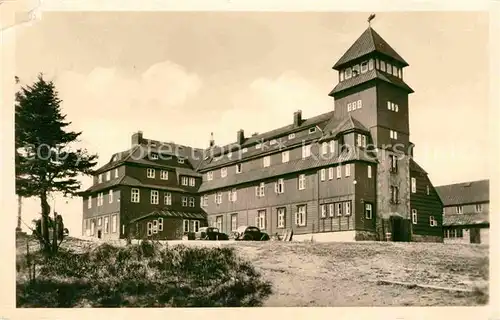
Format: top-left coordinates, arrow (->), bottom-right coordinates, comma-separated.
329,69 -> 414,96
333,27 -> 409,70
130,209 -> 207,223
435,179 -> 489,206
443,212 -> 489,227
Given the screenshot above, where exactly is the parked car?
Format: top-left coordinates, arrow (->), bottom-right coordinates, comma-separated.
233,226 -> 270,241
194,227 -> 229,240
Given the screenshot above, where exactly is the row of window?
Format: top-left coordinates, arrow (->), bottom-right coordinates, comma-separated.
204,164 -> 359,206
146,168 -> 196,187
130,188 -> 196,207
410,177 -> 432,195
444,228 -> 463,238
182,220 -> 200,233
338,58 -> 403,82
411,209 -> 438,227
83,214 -> 118,236
320,201 -> 352,218
387,101 -> 399,112
347,100 -> 362,112
449,204 -> 483,215
146,218 -> 164,236
148,153 -> 185,164
88,190 -> 115,208
97,168 -> 119,184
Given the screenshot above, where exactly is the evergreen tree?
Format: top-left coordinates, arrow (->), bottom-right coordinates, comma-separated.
15,74 -> 98,254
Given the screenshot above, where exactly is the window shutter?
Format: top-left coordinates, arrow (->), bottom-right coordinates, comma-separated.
274,182 -> 278,194
255,186 -> 259,197
255,216 -> 259,227
295,212 -> 299,225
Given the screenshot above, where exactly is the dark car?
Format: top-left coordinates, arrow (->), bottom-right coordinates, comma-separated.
194,227 -> 229,240
233,226 -> 270,241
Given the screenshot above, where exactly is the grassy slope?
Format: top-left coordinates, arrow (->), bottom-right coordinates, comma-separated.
16,236 -> 489,307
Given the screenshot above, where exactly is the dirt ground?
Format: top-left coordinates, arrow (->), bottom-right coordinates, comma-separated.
17,236 -> 489,307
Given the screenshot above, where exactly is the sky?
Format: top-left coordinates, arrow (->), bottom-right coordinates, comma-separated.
8,11 -> 490,234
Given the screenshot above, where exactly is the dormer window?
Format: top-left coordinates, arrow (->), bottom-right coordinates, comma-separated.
345,67 -> 352,79
178,158 -> 185,164
227,152 -> 232,159
380,61 -> 386,72
309,127 -> 316,134
150,153 -> 158,160
340,71 -> 344,81
352,64 -> 360,76
270,139 -> 277,145
368,58 -> 374,70
288,133 -> 295,140
256,143 -> 262,149
242,148 -> 248,153
360,61 -> 368,73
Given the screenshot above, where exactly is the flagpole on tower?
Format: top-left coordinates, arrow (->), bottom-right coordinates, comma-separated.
368,13 -> 376,26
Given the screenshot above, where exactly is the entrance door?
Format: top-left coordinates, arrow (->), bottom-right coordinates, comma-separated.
390,216 -> 408,242
470,228 -> 481,244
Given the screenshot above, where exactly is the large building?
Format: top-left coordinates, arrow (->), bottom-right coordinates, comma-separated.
80,25 -> 444,242
436,179 -> 489,245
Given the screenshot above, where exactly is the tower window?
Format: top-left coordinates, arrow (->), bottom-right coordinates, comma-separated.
386,63 -> 392,74
340,71 -> 345,81
390,130 -> 398,140
380,61 -> 386,72
375,59 -> 379,69
360,61 -> 368,73
352,65 -> 360,76
345,67 -> 352,79
392,66 -> 398,77
368,58 -> 374,70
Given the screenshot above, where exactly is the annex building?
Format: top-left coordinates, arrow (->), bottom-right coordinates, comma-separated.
80,26 -> 444,242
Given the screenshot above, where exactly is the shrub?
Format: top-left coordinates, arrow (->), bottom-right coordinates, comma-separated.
17,241 -> 272,307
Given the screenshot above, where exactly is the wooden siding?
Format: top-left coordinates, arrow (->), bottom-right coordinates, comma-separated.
443,202 -> 489,215
125,164 -> 201,191
409,170 -> 443,238
354,162 -> 377,231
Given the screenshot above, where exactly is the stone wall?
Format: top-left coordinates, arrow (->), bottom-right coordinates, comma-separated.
355,230 -> 378,241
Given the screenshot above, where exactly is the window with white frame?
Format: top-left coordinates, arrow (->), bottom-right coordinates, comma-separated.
270,139 -> 277,145
282,151 -> 289,163
329,203 -> 334,217
412,209 -> 418,224
182,196 -> 188,207
288,133 -> 295,140
160,170 -> 168,180
336,203 -> 342,216
114,168 -> 118,178
302,144 -> 311,158
429,216 -> 437,227
231,214 -> 238,231
131,188 -> 140,203
365,203 -> 373,219
203,194 -> 208,207
189,197 -> 195,207
390,130 -> 398,140
98,217 -> 102,226
320,204 -> 327,218
189,177 -> 196,186
475,204 -> 483,213
345,202 -> 351,216
320,169 -> 326,181
242,148 -> 248,153
426,185 -> 430,195
257,182 -> 265,197
90,220 -> 95,236
298,174 -> 306,190
368,58 -> 374,70
275,178 -> 284,194
158,218 -> 163,231
411,177 -> 417,193
236,163 -> 242,174
336,166 -> 341,179
229,188 -> 237,202
207,171 -> 213,181
106,171 -> 111,181
309,127 -> 316,134
456,206 -> 463,214
277,208 -> 286,228
104,216 -> 109,233
181,176 -> 188,186
345,67 -> 352,79
183,220 -> 190,233
150,153 -> 158,160
357,134 -> 362,147
390,155 -> 398,172
328,167 -> 334,180
109,189 -> 113,203
257,210 -> 266,229
321,142 -> 328,155
361,61 -> 368,73
380,60 -> 386,72
147,222 -> 153,236
111,214 -> 117,233
192,220 -> 200,232
87,195 -> 92,209
216,216 -> 223,231
215,192 -> 222,204
150,190 -> 159,204
98,174 -> 102,183
178,158 -> 185,164
263,156 -> 271,167
356,100 -> 362,109
386,63 -> 392,74
221,167 -> 227,178
368,165 -> 372,178
329,140 -> 335,153
147,168 -> 155,178
164,192 -> 172,205
256,143 -> 262,149
97,193 -> 104,206
345,164 -> 351,177
296,205 -> 306,226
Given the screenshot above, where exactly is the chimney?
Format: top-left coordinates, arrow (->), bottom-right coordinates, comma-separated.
131,131 -> 143,147
237,129 -> 245,145
293,110 -> 302,127
209,132 -> 215,148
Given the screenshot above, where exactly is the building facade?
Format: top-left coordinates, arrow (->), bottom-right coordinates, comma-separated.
436,179 -> 489,245
80,26 -> 444,242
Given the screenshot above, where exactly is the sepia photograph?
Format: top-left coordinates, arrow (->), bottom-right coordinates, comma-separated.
1,0 -> 496,314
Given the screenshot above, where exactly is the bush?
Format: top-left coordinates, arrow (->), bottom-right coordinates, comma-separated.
17,240 -> 272,307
